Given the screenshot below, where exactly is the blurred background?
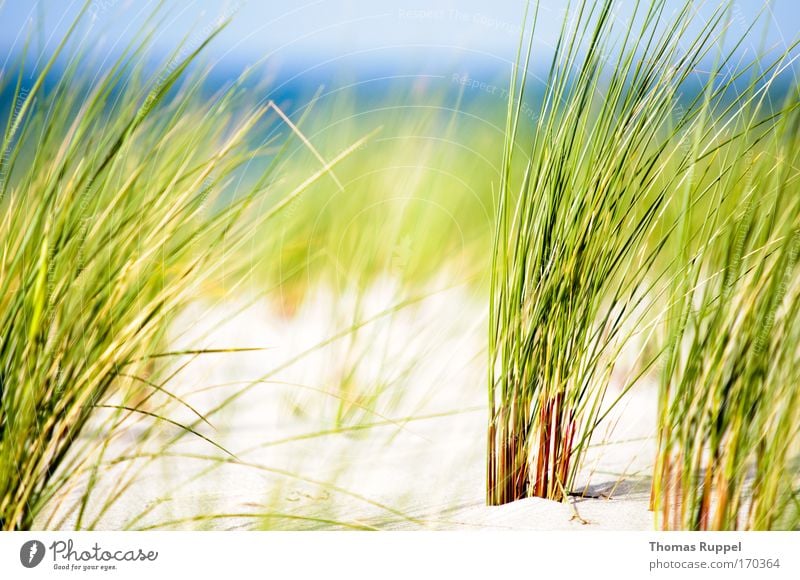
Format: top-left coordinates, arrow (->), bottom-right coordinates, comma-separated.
3,0 -> 800,69
6,0 -> 794,298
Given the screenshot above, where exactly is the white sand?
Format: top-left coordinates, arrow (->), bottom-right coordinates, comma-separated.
40,280 -> 659,530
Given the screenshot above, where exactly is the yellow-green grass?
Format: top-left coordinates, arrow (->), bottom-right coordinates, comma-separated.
487,0 -> 798,507
653,88 -> 800,530
0,6 -> 367,529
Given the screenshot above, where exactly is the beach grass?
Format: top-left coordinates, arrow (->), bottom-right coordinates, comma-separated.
2,0 -> 799,531
487,0 -> 799,507
653,86 -> 800,530
0,5 -> 366,529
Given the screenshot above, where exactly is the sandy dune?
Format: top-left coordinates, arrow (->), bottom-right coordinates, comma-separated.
40,281 -> 659,530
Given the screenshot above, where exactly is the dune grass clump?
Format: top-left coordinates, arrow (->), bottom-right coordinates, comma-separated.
654,95 -> 800,530
0,8 -> 359,529
487,0 -> 787,505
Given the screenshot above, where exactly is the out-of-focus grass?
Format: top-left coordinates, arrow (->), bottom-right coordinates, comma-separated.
654,88 -> 800,530
245,79 -> 502,315
0,5 -> 369,529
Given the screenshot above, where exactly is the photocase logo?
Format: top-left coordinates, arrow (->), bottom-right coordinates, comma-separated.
20,540 -> 46,568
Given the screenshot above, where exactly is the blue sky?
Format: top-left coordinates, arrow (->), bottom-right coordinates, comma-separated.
1,1 -> 798,80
